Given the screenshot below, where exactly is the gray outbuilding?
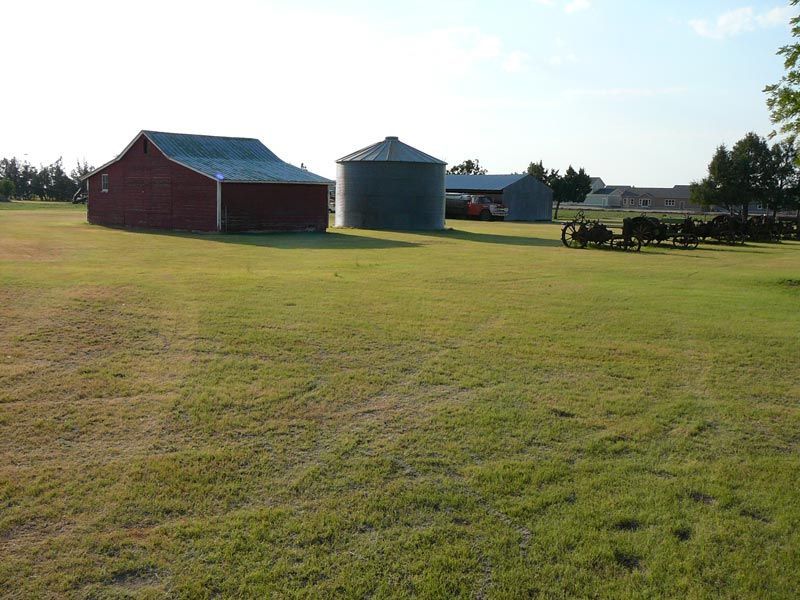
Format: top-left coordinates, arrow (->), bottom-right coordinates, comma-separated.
446,174 -> 553,222
336,137 -> 446,230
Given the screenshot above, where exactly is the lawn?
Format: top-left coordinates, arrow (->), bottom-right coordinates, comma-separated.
0,200 -> 86,211
1,207 -> 799,598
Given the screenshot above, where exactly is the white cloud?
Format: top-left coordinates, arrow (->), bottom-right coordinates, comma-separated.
757,5 -> 796,27
690,5 -> 794,39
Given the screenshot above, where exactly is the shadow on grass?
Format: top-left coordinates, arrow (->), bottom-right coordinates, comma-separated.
136,229 -> 422,250
408,228 -> 561,247
640,245 -> 772,256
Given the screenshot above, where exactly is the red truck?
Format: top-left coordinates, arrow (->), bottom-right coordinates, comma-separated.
445,193 -> 509,221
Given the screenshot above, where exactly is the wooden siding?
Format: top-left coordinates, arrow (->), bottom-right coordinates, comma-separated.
222,183 -> 328,232
86,135 -> 217,231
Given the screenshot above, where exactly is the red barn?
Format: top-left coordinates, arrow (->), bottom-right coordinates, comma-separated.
83,131 -> 331,232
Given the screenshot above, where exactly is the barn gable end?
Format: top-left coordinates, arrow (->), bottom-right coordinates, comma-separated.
87,133 -> 217,231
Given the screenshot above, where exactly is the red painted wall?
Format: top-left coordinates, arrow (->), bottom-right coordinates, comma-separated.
222,183 -> 328,232
86,135 -> 217,231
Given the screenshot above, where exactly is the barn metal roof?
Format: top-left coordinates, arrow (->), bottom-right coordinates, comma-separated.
82,130 -> 331,185
337,137 -> 446,164
144,131 -> 331,184
446,174 -> 528,192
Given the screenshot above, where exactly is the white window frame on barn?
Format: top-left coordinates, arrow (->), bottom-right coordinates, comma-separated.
101,174 -> 109,193
640,198 -> 651,208
665,199 -> 676,207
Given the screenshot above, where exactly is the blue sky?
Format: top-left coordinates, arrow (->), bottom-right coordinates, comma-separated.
2,0 -> 795,186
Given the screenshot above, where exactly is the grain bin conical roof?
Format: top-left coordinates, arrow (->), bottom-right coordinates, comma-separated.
337,137 -> 446,164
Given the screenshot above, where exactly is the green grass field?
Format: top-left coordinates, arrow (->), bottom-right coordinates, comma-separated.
1,206 -> 799,598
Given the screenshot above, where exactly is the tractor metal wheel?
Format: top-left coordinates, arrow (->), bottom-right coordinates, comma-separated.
480,210 -> 492,221
561,222 -> 586,249
630,222 -> 653,246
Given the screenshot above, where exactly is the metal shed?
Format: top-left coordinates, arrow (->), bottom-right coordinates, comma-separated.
446,174 -> 553,222
83,131 -> 331,232
336,137 -> 446,230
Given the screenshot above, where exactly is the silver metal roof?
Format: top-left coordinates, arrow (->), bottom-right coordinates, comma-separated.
446,174 -> 529,191
337,137 -> 446,165
83,130 -> 331,185
144,131 -> 331,184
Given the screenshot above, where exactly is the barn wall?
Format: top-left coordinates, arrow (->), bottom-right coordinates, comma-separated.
222,183 -> 328,232
87,135 -> 217,231
505,176 -> 553,222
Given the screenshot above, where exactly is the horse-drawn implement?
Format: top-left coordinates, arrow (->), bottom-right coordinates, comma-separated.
561,213 -> 642,251
562,211 -> 800,251
561,213 -> 697,251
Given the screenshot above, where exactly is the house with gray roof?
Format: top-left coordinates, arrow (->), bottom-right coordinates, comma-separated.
585,184 -> 701,212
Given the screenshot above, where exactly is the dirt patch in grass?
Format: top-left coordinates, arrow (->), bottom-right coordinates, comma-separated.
0,239 -> 62,262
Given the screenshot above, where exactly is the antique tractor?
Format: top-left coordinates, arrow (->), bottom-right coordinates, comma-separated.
561,213 -> 642,251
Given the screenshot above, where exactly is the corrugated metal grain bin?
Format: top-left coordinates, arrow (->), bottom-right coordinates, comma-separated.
336,137 -> 446,230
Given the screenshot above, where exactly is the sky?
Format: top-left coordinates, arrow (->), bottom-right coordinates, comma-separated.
1,0 -> 796,186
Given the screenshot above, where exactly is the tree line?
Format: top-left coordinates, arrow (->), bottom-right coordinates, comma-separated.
691,134 -> 800,218
448,158 -> 592,220
0,157 -> 93,202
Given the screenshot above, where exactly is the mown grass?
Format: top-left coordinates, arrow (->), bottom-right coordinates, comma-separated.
1,207 -> 799,598
0,200 -> 86,211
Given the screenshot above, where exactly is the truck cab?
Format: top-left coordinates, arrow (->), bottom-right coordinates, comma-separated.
445,193 -> 509,221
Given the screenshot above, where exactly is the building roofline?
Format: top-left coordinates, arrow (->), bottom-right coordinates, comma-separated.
81,131 -> 217,182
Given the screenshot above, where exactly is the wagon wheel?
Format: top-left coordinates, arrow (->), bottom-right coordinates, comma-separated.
629,237 -> 642,252
630,222 -> 654,246
561,222 -> 587,249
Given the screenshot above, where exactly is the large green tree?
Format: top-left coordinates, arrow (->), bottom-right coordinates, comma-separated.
692,133 -> 797,217
526,160 -> 550,182
0,156 -> 89,201
765,1 -> 800,136
448,159 -> 487,175
554,166 -> 592,220
766,139 -> 800,215
0,179 -> 13,201
71,160 -> 94,186
526,161 -> 592,219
